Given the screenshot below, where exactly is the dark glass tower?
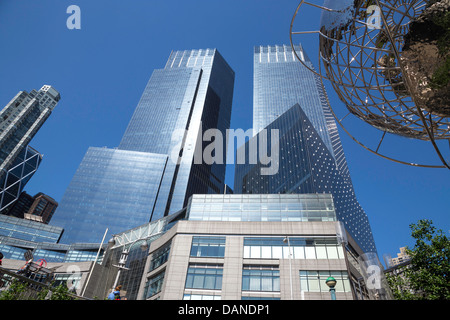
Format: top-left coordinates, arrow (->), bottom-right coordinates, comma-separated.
52,49 -> 234,244
234,44 -> 376,253
0,146 -> 42,213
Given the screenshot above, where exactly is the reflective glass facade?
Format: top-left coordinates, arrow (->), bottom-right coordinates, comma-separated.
0,146 -> 42,213
53,49 -> 234,244
150,49 -> 235,218
0,214 -> 62,243
187,193 -> 336,222
253,44 -> 351,181
52,148 -> 168,244
234,45 -> 376,253
0,234 -> 106,263
253,45 -> 333,151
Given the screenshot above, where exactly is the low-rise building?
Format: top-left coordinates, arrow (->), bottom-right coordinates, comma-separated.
135,194 -> 390,300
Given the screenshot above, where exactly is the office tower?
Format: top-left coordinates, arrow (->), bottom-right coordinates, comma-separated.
0,85 -> 60,213
53,148 -> 169,243
118,49 -> 234,217
2,191 -> 35,218
0,146 -> 42,213
388,247 -> 411,267
2,191 -> 57,224
23,192 -> 58,224
252,44 -> 350,180
52,49 -> 234,244
234,45 -> 376,253
0,85 -> 60,179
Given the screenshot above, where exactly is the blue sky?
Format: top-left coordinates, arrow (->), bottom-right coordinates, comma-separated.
0,0 -> 448,266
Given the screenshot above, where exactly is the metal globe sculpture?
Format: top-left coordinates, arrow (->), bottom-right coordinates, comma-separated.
290,0 -> 450,168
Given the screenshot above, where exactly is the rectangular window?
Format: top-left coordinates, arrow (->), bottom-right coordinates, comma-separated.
183,293 -> 221,300
242,266 -> 280,292
145,271 -> 165,298
53,273 -> 81,290
299,270 -> 351,293
242,296 -> 280,300
185,264 -> 223,290
149,243 -> 171,271
243,237 -> 342,260
190,236 -> 225,258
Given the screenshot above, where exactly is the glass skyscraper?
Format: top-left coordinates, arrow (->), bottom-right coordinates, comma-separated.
0,85 -> 60,213
234,44 -> 376,253
52,49 -> 234,244
0,146 -> 42,214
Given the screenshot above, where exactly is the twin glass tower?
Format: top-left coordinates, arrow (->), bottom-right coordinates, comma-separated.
52,45 -> 376,253
52,49 -> 235,244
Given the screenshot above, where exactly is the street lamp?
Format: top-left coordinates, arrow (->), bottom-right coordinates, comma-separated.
325,276 -> 337,300
109,237 -> 149,290
283,236 -> 294,300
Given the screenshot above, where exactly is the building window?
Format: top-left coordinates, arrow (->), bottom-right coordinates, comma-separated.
183,293 -> 221,300
242,265 -> 280,292
150,243 -> 171,271
185,264 -> 223,290
243,237 -> 344,260
190,236 -> 225,258
241,296 -> 280,300
144,270 -> 165,299
299,270 -> 351,293
53,273 -> 82,290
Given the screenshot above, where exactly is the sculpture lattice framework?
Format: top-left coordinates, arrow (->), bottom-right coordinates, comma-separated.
290,0 -> 450,169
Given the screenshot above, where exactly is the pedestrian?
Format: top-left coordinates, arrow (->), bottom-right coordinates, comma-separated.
0,252 -> 3,266
107,285 -> 122,300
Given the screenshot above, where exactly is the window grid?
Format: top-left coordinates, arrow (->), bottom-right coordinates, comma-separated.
190,236 -> 226,258
299,270 -> 350,293
243,237 -> 344,260
185,264 -> 223,291
145,270 -> 165,299
242,265 -> 280,292
150,243 -> 171,271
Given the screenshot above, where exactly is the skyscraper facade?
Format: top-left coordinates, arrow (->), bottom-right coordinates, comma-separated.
2,190 -> 57,224
52,49 -> 234,244
0,85 -> 60,177
23,192 -> 58,224
119,49 -> 235,217
0,146 -> 42,213
234,45 -> 376,253
0,85 -> 59,213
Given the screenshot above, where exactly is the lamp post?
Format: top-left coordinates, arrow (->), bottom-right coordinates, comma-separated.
109,237 -> 149,290
283,236 -> 294,300
326,276 -> 337,300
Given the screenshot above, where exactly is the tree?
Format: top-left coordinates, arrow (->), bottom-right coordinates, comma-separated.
387,219 -> 450,300
0,280 -> 28,300
0,280 -> 76,300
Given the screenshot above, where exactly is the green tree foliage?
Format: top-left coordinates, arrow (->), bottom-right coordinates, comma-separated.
387,219 -> 450,300
0,280 -> 28,300
0,280 -> 75,300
